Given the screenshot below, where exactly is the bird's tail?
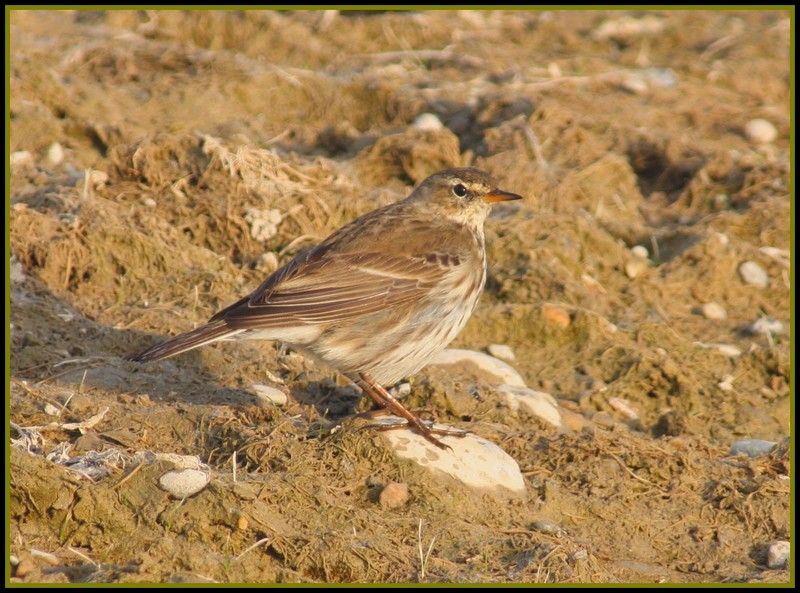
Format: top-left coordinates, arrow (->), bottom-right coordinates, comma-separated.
125,320 -> 239,363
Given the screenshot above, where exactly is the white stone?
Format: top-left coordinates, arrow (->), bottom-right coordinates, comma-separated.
43,403 -> 61,416
487,344 -> 516,362
631,245 -> 649,259
701,302 -> 727,320
744,118 -> 778,144
625,259 -> 647,279
767,540 -> 790,569
497,384 -> 562,428
694,342 -> 741,358
430,349 -> 526,387
738,261 -> 769,288
749,318 -> 786,336
390,382 -> 412,398
378,417 -> 525,493
252,383 -> 288,406
47,142 -> 64,166
87,170 -> 109,188
158,468 -> 210,498
10,151 -> 33,168
412,113 -> 444,132
609,397 -> 638,420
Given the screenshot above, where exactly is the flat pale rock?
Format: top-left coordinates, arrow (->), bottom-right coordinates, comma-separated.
497,384 -> 562,428
252,383 -> 288,406
430,349 -> 526,387
487,344 -> 516,362
159,468 -> 210,498
377,417 -> 525,494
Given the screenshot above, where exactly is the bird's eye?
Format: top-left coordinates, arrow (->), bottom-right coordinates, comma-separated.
453,184 -> 467,197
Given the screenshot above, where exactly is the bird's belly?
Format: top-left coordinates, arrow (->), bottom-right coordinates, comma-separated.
311,269 -> 484,386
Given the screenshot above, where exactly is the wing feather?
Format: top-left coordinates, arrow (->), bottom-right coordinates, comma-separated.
216,248 -> 457,329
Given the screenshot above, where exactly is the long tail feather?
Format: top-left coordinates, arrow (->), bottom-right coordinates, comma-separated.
125,320 -> 237,363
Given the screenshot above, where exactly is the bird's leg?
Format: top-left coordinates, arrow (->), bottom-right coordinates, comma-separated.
351,373 -> 466,450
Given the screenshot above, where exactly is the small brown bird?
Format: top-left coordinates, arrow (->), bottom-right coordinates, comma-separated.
126,168 -> 522,449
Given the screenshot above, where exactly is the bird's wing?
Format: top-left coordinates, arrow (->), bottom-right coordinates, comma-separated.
212,245 -> 459,328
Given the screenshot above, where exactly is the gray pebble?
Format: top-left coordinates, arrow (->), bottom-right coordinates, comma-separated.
531,519 -> 563,535
729,439 -> 776,458
738,261 -> 768,288
767,540 -> 789,569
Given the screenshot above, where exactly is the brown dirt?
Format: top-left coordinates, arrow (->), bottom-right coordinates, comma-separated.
9,9 -> 791,584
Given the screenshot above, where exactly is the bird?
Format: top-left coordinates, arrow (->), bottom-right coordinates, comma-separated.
126,167 -> 523,449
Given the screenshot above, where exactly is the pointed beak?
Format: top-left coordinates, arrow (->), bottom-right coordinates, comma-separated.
482,189 -> 524,204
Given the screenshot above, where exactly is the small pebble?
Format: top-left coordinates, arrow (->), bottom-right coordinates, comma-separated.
10,555 -> 19,567
87,170 -> 109,189
738,261 -> 768,288
252,384 -> 288,406
744,118 -> 778,144
43,403 -> 61,416
412,113 -> 444,132
715,232 -> 730,247
391,382 -> 412,398
559,408 -> 590,432
30,549 -> 59,566
571,549 -> 589,561
713,193 -> 729,209
14,559 -> 36,578
718,375 -> 735,392
592,411 -> 616,428
10,151 -> 33,168
713,344 -> 742,358
642,67 -> 677,88
625,259 -> 648,279
158,468 -> 210,498
542,305 -> 571,328
47,142 -> 64,166
701,302 -> 727,320
631,245 -> 649,259
499,384 -> 562,428
748,318 -> 785,336
487,344 -> 516,362
730,439 -> 777,458
608,397 -> 638,420
237,515 -> 249,531
142,197 -> 157,208
766,540 -> 789,569
531,519 -> 562,535
379,482 -> 410,509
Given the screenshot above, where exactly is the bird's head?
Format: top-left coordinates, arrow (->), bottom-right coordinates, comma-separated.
409,167 -> 523,226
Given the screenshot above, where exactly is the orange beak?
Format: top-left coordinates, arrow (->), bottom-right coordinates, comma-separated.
483,189 -> 524,204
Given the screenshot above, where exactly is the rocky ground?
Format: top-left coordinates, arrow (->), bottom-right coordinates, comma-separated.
9,9 -> 791,583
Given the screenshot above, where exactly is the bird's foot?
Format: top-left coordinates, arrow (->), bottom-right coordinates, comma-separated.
358,417 -> 468,450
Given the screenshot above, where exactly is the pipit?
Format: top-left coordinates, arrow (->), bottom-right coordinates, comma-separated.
126,168 -> 523,449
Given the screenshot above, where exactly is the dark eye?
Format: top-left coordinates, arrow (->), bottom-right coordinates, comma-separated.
453,184 -> 467,197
